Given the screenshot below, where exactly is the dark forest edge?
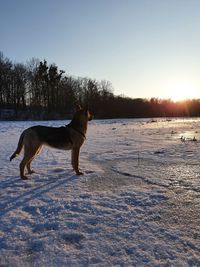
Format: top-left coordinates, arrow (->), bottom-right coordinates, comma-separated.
0,52 -> 200,120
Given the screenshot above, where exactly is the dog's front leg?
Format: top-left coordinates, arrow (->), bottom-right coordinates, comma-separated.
71,147 -> 83,175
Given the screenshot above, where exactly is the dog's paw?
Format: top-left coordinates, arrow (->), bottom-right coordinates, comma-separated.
21,176 -> 28,180
76,170 -> 84,176
28,170 -> 35,175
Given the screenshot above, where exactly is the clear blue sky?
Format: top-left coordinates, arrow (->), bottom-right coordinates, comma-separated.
1,0 -> 200,100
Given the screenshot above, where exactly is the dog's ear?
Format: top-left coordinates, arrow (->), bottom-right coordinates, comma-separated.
75,103 -> 82,111
84,104 -> 89,111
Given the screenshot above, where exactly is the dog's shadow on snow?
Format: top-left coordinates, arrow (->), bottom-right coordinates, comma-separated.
0,169 -> 80,216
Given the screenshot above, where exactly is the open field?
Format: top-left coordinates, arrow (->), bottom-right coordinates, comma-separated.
0,118 -> 200,266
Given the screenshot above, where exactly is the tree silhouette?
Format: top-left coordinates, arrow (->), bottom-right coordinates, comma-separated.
0,52 -> 200,120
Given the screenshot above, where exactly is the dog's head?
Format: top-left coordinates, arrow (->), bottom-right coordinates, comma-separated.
74,104 -> 93,122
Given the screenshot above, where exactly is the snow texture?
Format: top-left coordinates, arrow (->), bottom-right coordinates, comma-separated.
0,118 -> 200,266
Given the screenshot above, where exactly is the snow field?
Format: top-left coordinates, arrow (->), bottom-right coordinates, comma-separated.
0,118 -> 200,266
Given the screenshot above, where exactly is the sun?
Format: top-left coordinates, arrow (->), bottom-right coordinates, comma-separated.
164,81 -> 199,101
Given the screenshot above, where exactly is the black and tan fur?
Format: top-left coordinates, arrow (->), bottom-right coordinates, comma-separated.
10,105 -> 93,179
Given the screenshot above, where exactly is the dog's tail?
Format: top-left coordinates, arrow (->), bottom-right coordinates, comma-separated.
10,131 -> 25,161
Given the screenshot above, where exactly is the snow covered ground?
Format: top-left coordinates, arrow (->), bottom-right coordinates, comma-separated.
0,118 -> 200,266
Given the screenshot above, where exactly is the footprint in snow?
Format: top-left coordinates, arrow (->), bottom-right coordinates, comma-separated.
60,232 -> 84,249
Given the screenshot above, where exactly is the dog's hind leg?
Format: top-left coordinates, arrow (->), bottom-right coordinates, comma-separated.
26,157 -> 36,175
26,145 -> 42,175
20,155 -> 33,179
20,145 -> 41,179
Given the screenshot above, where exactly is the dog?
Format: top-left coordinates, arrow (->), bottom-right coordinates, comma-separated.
10,105 -> 93,179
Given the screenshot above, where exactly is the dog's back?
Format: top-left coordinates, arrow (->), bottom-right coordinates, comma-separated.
29,125 -> 73,149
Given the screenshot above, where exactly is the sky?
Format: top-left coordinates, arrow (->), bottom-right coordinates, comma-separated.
1,0 -> 200,100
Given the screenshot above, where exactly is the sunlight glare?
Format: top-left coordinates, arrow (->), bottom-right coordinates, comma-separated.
164,81 -> 199,101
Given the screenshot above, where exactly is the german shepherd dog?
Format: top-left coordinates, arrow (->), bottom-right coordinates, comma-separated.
10,105 -> 93,179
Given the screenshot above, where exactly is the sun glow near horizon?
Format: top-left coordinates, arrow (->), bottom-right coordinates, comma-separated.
164,81 -> 200,102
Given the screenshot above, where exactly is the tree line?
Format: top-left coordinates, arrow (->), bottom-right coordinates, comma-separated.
0,52 -> 200,120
